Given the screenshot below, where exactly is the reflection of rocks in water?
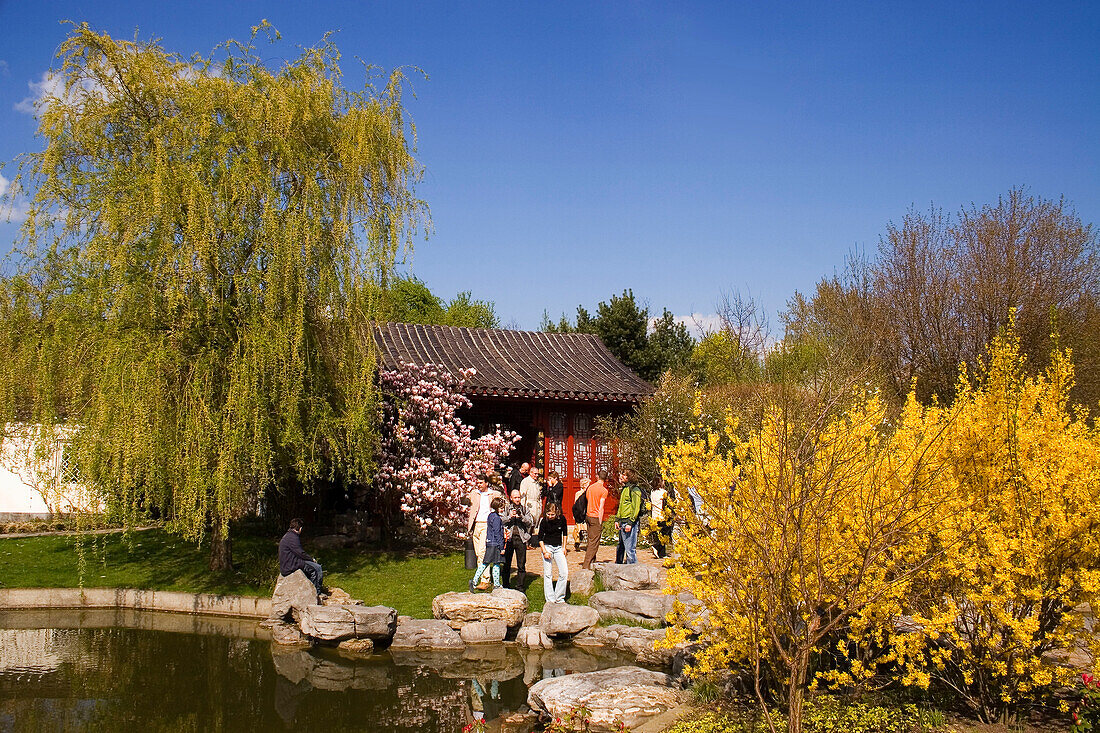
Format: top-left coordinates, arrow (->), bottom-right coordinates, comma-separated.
390,645 -> 524,681
389,643 -> 637,691
270,645 -> 393,691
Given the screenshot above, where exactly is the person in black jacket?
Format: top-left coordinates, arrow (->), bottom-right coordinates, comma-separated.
278,518 -> 324,593
537,502 -> 569,604
544,470 -> 564,510
502,489 -> 535,589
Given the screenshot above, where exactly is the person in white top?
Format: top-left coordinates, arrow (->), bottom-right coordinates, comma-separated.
649,481 -> 671,559
467,475 -> 503,563
520,466 -> 543,524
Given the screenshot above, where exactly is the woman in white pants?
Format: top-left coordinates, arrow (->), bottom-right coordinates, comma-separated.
537,502 -> 569,604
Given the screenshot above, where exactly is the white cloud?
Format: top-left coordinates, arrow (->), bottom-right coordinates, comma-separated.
0,60 -> 10,77
0,174 -> 33,223
16,63 -> 221,116
15,70 -> 107,115
650,313 -> 724,339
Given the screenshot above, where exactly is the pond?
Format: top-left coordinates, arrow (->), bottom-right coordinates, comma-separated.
0,609 -> 640,733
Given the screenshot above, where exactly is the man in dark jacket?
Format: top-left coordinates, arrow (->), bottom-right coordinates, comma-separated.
502,488 -> 535,589
279,518 -> 324,593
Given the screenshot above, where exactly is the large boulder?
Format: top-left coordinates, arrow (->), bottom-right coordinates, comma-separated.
345,605 -> 398,638
270,570 -> 318,622
432,588 -> 528,628
540,602 -> 599,637
589,591 -> 673,624
528,666 -> 686,731
592,563 -> 660,591
569,568 -> 596,597
390,618 -> 465,650
459,620 -> 509,643
297,604 -> 397,642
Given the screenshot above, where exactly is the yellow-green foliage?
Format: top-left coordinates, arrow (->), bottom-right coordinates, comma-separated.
0,23 -> 427,549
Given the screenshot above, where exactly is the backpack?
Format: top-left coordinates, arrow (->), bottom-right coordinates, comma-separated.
572,490 -> 588,524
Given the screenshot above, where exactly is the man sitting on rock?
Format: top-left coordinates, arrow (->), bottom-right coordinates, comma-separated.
279,518 -> 324,593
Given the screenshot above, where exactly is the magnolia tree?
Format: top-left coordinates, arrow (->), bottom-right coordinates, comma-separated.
376,363 -> 518,538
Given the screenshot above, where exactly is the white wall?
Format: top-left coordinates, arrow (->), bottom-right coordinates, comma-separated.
0,423 -> 86,514
0,463 -> 50,513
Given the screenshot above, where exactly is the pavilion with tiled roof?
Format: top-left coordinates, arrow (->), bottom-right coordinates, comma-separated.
372,323 -> 654,519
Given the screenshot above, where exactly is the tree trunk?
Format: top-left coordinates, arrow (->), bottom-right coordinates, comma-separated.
209,524 -> 233,571
787,656 -> 807,733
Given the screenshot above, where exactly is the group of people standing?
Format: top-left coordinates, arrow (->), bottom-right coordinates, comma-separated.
467,462 -> 672,603
578,468 -> 651,568
466,463 -> 569,603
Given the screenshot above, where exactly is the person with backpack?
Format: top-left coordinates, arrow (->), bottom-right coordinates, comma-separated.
613,469 -> 643,564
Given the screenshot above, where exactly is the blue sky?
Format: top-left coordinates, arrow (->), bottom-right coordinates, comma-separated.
1,1 -> 1097,331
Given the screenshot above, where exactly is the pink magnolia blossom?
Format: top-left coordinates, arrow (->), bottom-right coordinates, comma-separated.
377,363 -> 519,535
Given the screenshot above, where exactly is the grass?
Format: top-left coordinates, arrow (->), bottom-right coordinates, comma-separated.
0,526 -> 562,618
596,614 -> 662,629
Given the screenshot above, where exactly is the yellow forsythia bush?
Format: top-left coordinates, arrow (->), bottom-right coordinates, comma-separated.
888,325 -> 1100,722
661,319 -> 1100,728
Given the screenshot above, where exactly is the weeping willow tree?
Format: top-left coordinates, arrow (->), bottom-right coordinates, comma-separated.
0,22 -> 428,568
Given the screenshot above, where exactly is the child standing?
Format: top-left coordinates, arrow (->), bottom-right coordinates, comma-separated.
470,496 -> 506,592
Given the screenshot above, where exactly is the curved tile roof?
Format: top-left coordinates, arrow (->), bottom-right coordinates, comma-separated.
372,323 -> 654,403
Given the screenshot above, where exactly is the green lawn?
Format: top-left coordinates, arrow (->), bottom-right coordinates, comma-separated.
0,527 -> 550,617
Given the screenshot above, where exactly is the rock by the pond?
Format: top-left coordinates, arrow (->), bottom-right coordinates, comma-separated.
522,612 -> 542,628
390,618 -> 465,650
592,562 -> 660,591
459,620 -> 508,643
540,602 -> 599,637
571,624 -> 676,665
569,568 -> 596,596
516,626 -> 554,649
270,620 -> 312,646
432,588 -> 528,628
337,637 -> 375,655
589,591 -> 673,624
321,587 -> 363,607
345,605 -> 398,638
297,604 -> 397,642
528,666 -> 685,731
270,570 -> 318,622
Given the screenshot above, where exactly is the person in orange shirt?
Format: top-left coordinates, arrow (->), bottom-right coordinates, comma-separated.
581,469 -> 609,569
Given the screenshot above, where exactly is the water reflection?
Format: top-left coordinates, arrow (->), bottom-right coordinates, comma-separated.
0,611 -> 638,733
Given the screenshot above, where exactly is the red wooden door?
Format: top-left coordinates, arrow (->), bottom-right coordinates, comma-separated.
543,409 -> 616,525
